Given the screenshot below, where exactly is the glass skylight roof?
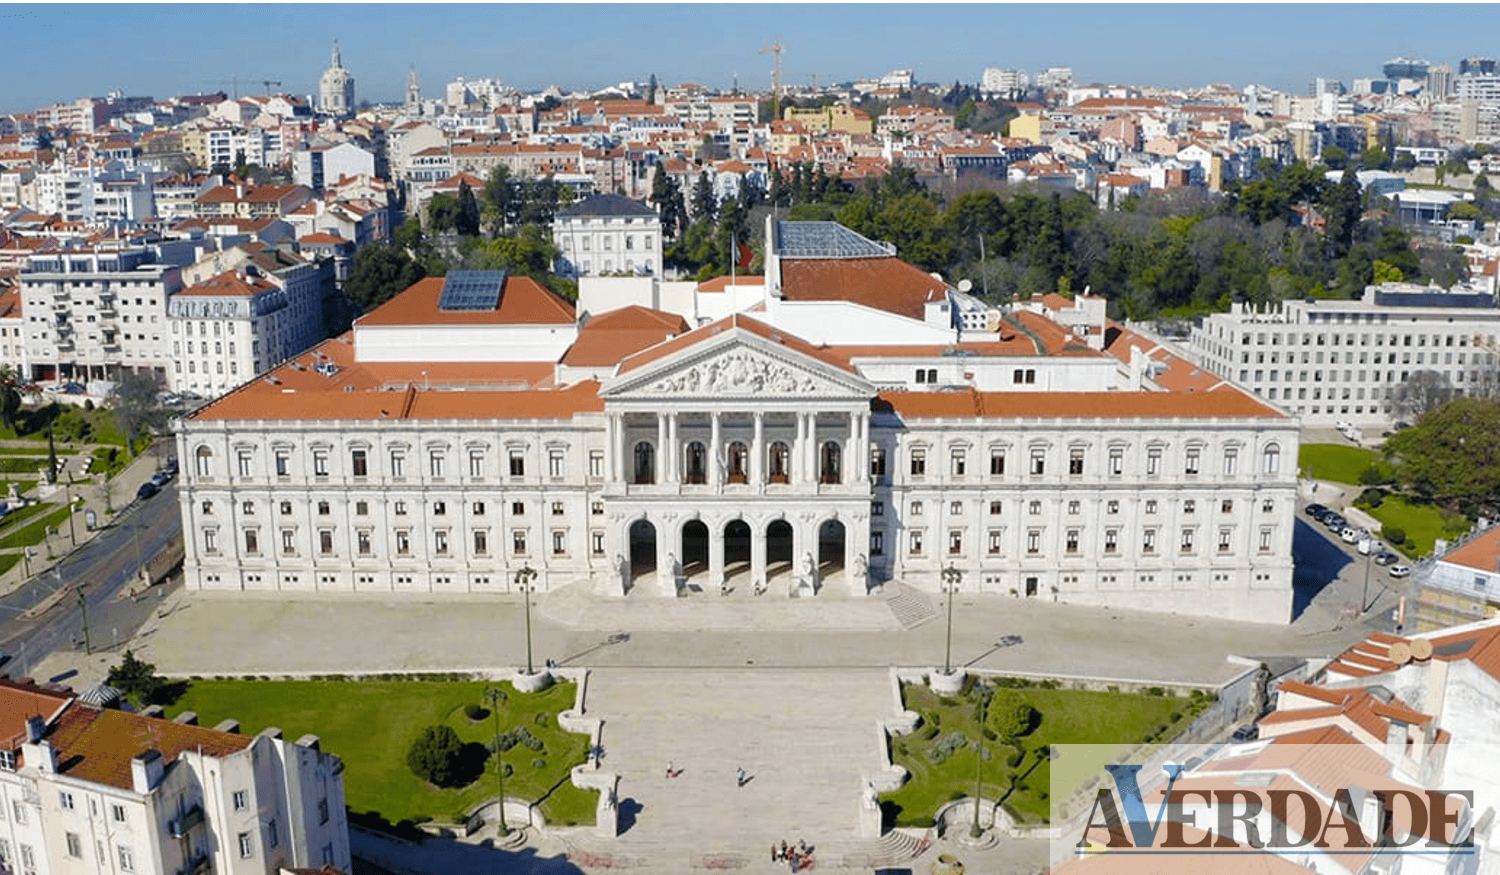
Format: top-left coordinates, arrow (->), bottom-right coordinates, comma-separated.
437,270 -> 508,311
775,221 -> 895,259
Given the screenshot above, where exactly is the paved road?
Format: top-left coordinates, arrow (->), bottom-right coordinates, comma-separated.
0,480 -> 181,679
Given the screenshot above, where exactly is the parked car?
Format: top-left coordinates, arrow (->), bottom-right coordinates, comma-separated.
1305,503 -> 1329,518
150,471 -> 171,487
1339,527 -> 1362,544
1230,724 -> 1259,742
60,381 -> 85,395
1358,537 -> 1383,555
164,457 -> 179,476
1374,551 -> 1400,566
1389,564 -> 1412,578
1322,514 -> 1347,531
136,482 -> 158,500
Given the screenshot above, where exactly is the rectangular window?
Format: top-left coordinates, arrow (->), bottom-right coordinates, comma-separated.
509,451 -> 525,477
204,528 -> 219,553
910,501 -> 923,516
429,451 -> 445,478
1026,529 -> 1041,554
434,530 -> 449,555
1223,450 -> 1238,476
1068,449 -> 1084,476
950,449 -> 966,476
118,845 -> 134,872
1218,528 -> 1233,553
357,530 -> 372,555
281,529 -> 296,555
988,530 -> 1004,555
870,447 -> 886,479
112,804 -> 126,822
949,501 -> 962,515
512,501 -> 525,515
66,831 -> 81,857
351,449 -> 367,477
989,500 -> 1002,515
313,452 -> 328,477
871,531 -> 885,555
589,450 -> 605,478
989,450 -> 1005,476
395,530 -> 410,555
592,531 -> 605,555
1030,450 -> 1045,476
910,448 -> 926,476
10,802 -> 22,824
1183,499 -> 1196,514
552,530 -> 567,555
233,791 -> 247,812
1143,529 -> 1157,553
355,500 -> 368,515
551,501 -> 565,516
1221,499 -> 1234,514
242,500 -> 255,515
433,501 -> 447,516
1146,448 -> 1161,477
390,452 -> 405,478
1259,527 -> 1273,552
268,819 -> 278,848
469,451 -> 484,478
513,530 -> 528,555
274,451 -> 289,477
872,501 -> 884,516
238,452 -> 252,477
244,529 -> 258,554
238,832 -> 253,859
394,500 -> 407,515
1104,529 -> 1118,553
1180,528 -> 1195,552
473,501 -> 486,515
319,529 -> 334,555
1107,500 -> 1119,515
548,450 -> 564,478
60,791 -> 74,810
1185,448 -> 1200,476
948,530 -> 963,555
1065,529 -> 1080,553
908,530 -> 924,555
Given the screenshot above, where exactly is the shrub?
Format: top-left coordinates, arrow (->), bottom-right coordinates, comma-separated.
1383,525 -> 1406,545
533,712 -> 550,727
1006,748 -> 1023,768
1106,685 -> 1120,694
1169,711 -> 1182,722
948,790 -> 967,801
463,703 -> 486,721
929,712 -> 941,727
921,724 -> 940,741
1143,686 -> 1167,697
531,758 -> 546,769
407,725 -> 465,787
1356,487 -> 1386,508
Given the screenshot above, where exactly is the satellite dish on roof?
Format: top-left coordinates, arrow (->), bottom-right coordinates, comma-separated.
957,279 -> 973,293
1410,637 -> 1433,661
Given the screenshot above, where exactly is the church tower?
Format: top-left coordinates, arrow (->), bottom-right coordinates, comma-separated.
318,41 -> 356,117
406,66 -> 422,116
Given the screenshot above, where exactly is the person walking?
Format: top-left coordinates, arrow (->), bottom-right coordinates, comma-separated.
736,767 -> 747,787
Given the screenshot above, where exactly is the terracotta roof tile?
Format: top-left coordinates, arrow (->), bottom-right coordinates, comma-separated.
874,387 -> 1284,420
562,306 -> 689,367
47,705 -> 252,790
778,256 -> 949,321
0,679 -> 72,752
357,276 -> 575,327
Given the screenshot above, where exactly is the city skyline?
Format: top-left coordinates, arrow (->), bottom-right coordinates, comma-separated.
3,3 -> 1498,114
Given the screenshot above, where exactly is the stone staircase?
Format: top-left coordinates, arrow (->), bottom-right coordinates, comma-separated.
885,584 -> 938,630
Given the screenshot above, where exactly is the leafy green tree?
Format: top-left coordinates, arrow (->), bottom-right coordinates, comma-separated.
407,725 -> 466,787
106,650 -> 164,705
345,243 -> 427,313
108,373 -> 167,457
456,181 -> 481,237
1389,370 -> 1456,423
690,172 -> 716,222
1373,259 -> 1405,284
987,688 -> 1038,740
428,193 -> 460,233
483,166 -> 519,234
1321,145 -> 1349,170
463,223 -> 560,280
1384,397 -> 1500,507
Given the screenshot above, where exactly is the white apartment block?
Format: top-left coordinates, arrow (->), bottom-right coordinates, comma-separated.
0,678 -> 350,875
175,220 -> 1299,624
167,264 -> 325,398
552,194 -> 663,279
19,249 -> 181,384
1189,283 -> 1500,427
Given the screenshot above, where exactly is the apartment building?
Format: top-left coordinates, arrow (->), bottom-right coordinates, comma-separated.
552,194 -> 663,279
19,248 -> 182,384
175,220 -> 1298,624
1189,284 -> 1500,427
0,678 -> 349,875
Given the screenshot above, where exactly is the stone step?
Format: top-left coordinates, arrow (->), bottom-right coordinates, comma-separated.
885,583 -> 938,629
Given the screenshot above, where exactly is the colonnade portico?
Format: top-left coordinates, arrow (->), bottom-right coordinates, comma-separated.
604,408 -> 871,489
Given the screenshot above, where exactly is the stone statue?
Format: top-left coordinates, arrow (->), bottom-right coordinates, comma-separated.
1251,662 -> 1272,717
854,553 -> 868,578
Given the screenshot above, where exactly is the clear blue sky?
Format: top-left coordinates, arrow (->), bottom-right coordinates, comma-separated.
3,3 -> 1496,114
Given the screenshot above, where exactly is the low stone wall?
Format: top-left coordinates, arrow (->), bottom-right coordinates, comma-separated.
556,667 -> 620,838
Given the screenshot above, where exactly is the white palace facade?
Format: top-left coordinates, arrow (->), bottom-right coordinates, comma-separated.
176,220 -> 1299,623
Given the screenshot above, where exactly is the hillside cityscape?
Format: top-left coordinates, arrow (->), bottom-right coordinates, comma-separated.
0,39 -> 1499,875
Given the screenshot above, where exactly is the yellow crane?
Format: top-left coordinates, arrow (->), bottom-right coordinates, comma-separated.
760,38 -> 784,120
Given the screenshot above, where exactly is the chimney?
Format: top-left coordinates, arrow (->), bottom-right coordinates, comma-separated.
24,715 -> 45,743
21,739 -> 56,773
130,749 -> 164,793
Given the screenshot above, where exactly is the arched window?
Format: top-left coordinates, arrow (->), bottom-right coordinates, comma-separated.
633,442 -> 655,485
820,440 -> 841,484
768,441 -> 790,484
727,441 -> 748,483
1262,443 -> 1281,474
195,446 -> 213,477
684,441 -> 707,484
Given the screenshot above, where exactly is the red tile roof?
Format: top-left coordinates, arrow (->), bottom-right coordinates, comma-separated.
178,268 -> 277,298
874,387 -> 1286,421
357,276 -> 575,327
46,705 -> 252,790
0,679 -> 72,753
562,306 -> 688,367
778,256 -> 949,321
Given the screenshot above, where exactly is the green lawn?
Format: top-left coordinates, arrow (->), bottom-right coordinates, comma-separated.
0,505 -> 71,550
0,553 -> 20,576
166,679 -> 597,827
0,456 -> 49,474
1299,443 -> 1379,485
884,681 -> 1209,827
1363,494 -> 1471,558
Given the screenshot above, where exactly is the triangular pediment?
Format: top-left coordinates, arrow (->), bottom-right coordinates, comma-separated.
602,327 -> 873,400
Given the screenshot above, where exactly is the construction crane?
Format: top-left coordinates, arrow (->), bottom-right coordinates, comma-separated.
202,76 -> 282,98
261,80 -> 282,95
760,38 -> 784,120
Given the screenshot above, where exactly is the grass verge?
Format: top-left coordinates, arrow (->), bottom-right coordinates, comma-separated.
1299,443 -> 1379,485
167,678 -> 597,827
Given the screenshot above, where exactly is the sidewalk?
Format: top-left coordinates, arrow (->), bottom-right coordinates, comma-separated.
0,442 -> 167,598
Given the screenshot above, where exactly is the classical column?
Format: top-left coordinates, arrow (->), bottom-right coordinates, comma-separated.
708,523 -> 726,591
656,413 -> 667,484
846,514 -> 864,596
795,413 -> 809,485
845,412 -> 858,486
751,411 -> 764,491
656,517 -> 676,598
605,413 -> 618,483
667,413 -> 679,484
710,411 -> 722,489
750,522 -> 767,594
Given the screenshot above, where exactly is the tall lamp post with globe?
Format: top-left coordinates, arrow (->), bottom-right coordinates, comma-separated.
942,564 -> 962,675
515,564 -> 538,675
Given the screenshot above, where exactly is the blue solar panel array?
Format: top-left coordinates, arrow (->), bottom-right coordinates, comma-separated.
438,270 -> 508,311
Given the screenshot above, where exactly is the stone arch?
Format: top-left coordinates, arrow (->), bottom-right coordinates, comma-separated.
627,518 -> 657,590
765,518 -> 795,582
818,518 -> 846,574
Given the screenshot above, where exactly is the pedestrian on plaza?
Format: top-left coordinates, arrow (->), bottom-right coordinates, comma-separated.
736,767 -> 747,786
779,840 -> 788,860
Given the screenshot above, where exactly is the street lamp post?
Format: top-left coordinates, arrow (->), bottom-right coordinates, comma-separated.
486,687 -> 509,837
972,682 -> 992,838
942,564 -> 961,675
64,477 -> 76,547
1360,543 -> 1373,613
516,564 -> 538,675
77,586 -> 90,654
